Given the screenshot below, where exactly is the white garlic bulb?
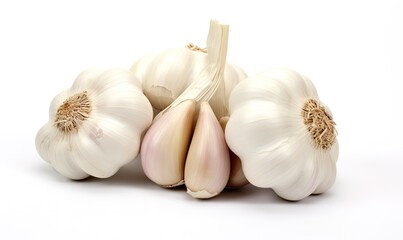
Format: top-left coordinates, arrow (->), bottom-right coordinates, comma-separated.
225,68 -> 339,201
130,42 -> 246,119
36,69 -> 153,179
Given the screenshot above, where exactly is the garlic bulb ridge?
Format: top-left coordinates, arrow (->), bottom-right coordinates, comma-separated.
36,69 -> 153,179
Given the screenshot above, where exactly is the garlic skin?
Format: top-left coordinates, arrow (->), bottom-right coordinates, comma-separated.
36,69 -> 153,179
185,102 -> 230,199
219,117 -> 249,188
225,68 -> 339,201
141,100 -> 196,187
130,45 -> 247,119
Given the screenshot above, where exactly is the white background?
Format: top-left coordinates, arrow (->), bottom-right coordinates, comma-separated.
1,0 -> 402,239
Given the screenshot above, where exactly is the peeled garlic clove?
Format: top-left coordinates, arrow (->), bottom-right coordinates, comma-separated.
185,102 -> 230,199
226,152 -> 249,188
219,116 -> 249,188
141,100 -> 196,187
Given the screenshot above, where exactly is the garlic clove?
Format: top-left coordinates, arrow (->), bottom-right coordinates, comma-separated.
272,156 -> 319,201
141,100 -> 196,187
226,153 -> 249,188
219,117 -> 248,188
313,140 -> 339,194
185,102 -> 230,199
36,124 -> 89,180
69,118 -> 140,178
273,141 -> 338,200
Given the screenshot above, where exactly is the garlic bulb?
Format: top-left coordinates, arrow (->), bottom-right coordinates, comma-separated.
130,38 -> 246,119
185,102 -> 230,198
225,68 -> 339,201
36,69 -> 153,179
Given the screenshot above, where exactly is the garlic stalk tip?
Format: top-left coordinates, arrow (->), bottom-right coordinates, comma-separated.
158,19 -> 230,117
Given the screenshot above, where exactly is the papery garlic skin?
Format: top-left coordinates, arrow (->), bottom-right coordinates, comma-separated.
36,69 -> 153,179
225,68 -> 339,201
130,46 -> 247,119
140,100 -> 196,187
185,102 -> 230,199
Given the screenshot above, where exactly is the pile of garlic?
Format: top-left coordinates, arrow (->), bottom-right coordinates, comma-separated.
140,20 -> 249,199
36,20 -> 338,201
